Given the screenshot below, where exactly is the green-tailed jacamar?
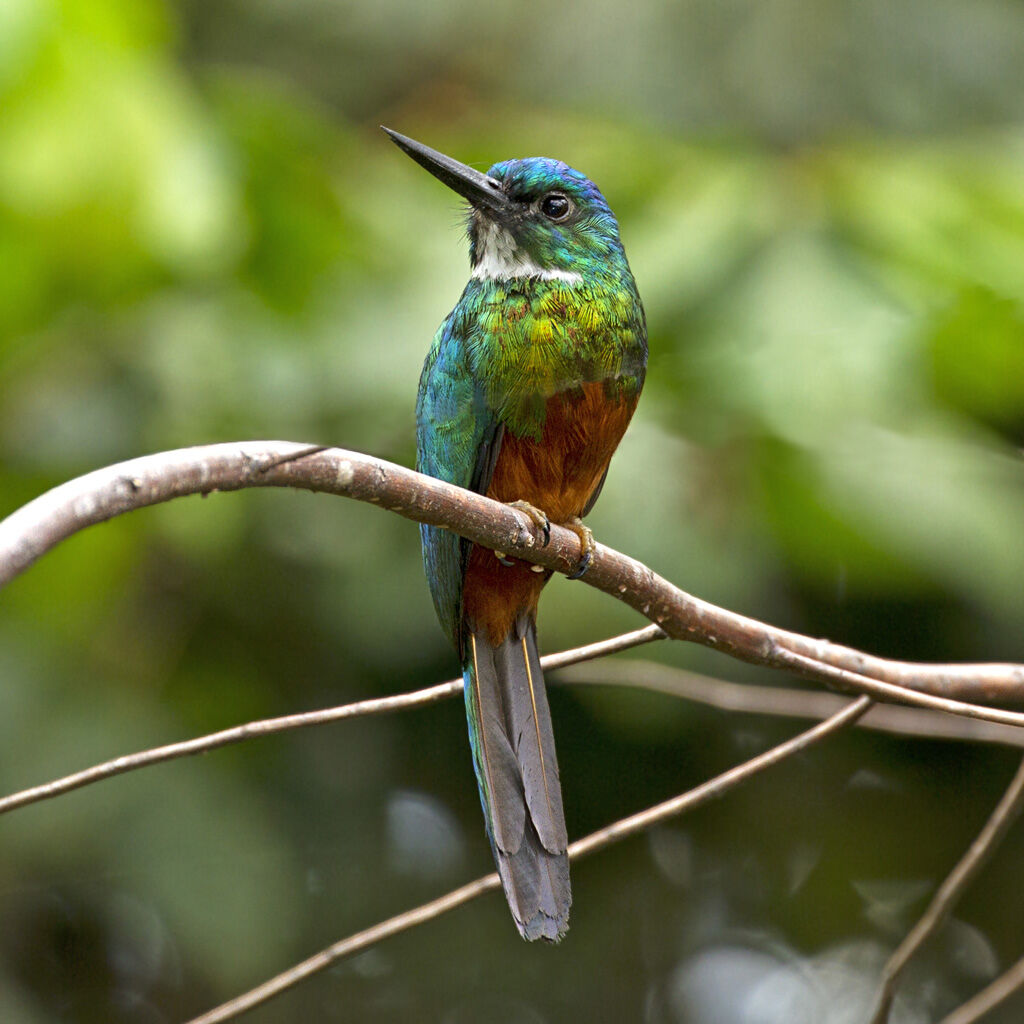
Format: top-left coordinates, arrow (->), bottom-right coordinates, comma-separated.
384,128 -> 647,941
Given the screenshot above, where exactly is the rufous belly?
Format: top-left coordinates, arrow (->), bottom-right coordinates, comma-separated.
463,381 -> 637,645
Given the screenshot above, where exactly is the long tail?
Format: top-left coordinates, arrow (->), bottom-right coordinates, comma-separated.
463,614 -> 571,941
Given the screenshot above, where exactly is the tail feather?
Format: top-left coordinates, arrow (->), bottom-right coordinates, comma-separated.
464,622 -> 571,941
493,616 -> 568,854
465,630 -> 526,854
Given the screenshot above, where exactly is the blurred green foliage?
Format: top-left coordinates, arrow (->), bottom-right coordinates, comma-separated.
2,0 -> 1024,1021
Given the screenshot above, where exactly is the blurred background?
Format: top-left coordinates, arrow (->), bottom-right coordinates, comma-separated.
2,0 -> 1024,1021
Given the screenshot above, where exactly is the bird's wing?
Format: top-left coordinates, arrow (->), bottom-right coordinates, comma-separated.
416,313 -> 505,654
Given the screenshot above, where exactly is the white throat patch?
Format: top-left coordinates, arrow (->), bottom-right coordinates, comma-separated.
470,222 -> 582,283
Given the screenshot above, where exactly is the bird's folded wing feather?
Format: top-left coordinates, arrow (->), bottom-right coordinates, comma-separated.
416,314 -> 505,652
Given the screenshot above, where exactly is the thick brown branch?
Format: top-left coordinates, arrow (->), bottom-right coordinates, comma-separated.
1,442 -> 1021,706
184,696 -> 873,1024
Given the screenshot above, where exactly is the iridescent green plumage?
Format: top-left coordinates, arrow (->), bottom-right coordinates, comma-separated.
387,129 -> 647,941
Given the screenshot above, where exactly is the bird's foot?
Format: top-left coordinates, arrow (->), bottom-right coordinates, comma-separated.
507,500 -> 551,547
562,517 -> 595,580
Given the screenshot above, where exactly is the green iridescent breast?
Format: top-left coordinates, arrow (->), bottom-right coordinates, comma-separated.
455,275 -> 646,441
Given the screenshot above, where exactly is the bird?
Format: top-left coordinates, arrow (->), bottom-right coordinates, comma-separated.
383,127 -> 647,941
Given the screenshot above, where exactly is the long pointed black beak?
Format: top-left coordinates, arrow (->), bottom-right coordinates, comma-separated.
382,127 -> 514,217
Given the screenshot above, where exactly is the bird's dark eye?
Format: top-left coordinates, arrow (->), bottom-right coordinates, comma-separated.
540,193 -> 572,221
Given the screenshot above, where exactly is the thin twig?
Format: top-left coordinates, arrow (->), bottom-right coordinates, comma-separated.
0,625 -> 665,816
184,695 -> 873,1024
186,875 -> 504,1024
557,660 -> 1024,748
1,442 -> 1021,705
567,698 -> 873,857
767,647 -> 1024,731
939,955 -> 1024,1024
9,628 -> 1023,822
869,755 -> 1024,1024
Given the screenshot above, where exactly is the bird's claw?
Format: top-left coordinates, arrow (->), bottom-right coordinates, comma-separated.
563,517 -> 595,579
507,500 -> 551,547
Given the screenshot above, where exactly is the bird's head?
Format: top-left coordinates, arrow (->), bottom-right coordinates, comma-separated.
383,128 -> 626,283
